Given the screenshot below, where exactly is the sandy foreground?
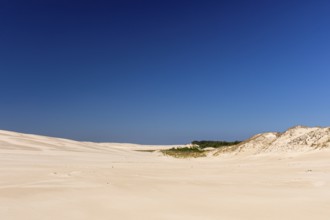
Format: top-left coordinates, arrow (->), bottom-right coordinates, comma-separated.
1,130 -> 330,220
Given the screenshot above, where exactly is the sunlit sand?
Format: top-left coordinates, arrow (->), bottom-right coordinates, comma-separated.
1,128 -> 330,220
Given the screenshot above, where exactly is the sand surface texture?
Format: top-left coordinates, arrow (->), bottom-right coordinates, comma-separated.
1,128 -> 330,220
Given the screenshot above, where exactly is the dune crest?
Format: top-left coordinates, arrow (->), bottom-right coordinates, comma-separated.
229,126 -> 330,156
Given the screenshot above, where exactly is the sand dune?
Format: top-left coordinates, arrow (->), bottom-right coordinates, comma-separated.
213,126 -> 330,157
1,128 -> 330,220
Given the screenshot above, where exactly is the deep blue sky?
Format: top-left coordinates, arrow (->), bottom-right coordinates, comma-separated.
1,0 -> 329,144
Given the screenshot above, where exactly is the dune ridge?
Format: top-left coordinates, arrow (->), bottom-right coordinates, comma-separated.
0,129 -> 176,153
213,126 -> 330,157
2,126 -> 330,156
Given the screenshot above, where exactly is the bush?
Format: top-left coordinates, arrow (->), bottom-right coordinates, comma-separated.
191,140 -> 241,149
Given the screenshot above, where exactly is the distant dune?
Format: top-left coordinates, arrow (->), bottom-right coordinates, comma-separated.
0,129 -> 176,153
1,127 -> 330,220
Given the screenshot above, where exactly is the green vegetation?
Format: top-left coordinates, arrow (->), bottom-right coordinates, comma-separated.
160,140 -> 241,158
191,140 -> 241,149
161,146 -> 206,158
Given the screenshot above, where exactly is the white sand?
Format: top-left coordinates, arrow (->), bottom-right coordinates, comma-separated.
1,129 -> 330,220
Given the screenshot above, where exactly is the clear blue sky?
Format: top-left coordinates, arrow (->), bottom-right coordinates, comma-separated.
1,0 -> 329,144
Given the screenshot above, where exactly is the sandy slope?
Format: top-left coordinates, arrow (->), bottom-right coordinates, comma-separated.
1,129 -> 330,220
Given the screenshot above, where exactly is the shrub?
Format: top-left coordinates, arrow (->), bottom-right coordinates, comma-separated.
191,140 -> 241,149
